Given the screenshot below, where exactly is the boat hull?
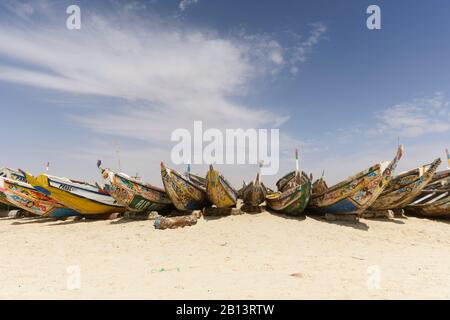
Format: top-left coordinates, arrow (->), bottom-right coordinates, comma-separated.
24,173 -> 125,215
406,193 -> 449,217
241,181 -> 267,207
266,172 -> 311,216
0,178 -> 79,218
161,165 -> 208,211
309,146 -> 403,216
100,168 -> 173,213
206,168 -> 238,208
370,158 -> 441,210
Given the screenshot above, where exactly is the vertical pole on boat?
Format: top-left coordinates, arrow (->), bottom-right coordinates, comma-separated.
295,148 -> 300,174
257,160 -> 264,184
45,162 -> 50,173
446,148 -> 450,169
115,141 -> 122,172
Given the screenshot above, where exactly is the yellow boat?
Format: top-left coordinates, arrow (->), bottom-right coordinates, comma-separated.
22,171 -> 125,215
206,165 -> 238,208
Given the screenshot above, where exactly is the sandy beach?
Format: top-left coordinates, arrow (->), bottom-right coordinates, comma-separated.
1,210 -> 450,300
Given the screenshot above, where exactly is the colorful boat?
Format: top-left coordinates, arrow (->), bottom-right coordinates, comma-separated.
206,165 -> 238,208
369,158 -> 442,210
266,149 -> 311,215
0,177 -> 80,218
266,171 -> 312,215
425,169 -> 450,190
22,171 -> 125,215
0,168 -> 26,207
406,189 -> 449,217
97,160 -> 173,213
240,162 -> 268,207
161,162 -> 209,211
308,145 -> 404,216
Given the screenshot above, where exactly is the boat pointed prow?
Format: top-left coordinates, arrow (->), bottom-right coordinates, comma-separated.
96,160 -> 102,168
160,162 -> 166,169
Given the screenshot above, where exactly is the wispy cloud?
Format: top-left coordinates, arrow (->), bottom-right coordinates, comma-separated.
0,2 -> 328,183
179,0 -> 199,12
371,93 -> 450,137
233,22 -> 328,77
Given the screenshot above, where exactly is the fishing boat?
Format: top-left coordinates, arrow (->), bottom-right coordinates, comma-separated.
97,160 -> 173,213
406,188 -> 449,217
266,149 -> 312,216
0,168 -> 26,207
161,162 -> 209,211
0,176 -> 80,218
240,162 -> 268,207
425,169 -> 450,190
206,165 -> 238,208
369,158 -> 442,210
22,171 -> 125,215
308,145 -> 404,216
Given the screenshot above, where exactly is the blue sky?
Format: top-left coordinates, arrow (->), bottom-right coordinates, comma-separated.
0,0 -> 449,186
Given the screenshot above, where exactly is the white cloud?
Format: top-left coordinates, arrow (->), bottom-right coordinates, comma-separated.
179,0 -> 199,11
372,93 -> 450,137
233,23 -> 327,77
0,4 -> 328,184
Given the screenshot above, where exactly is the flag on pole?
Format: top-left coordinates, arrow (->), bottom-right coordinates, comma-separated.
446,148 -> 450,169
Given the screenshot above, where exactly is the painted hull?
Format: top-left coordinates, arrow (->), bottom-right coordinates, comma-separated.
266,172 -> 311,216
23,173 -> 125,215
161,164 -> 209,211
406,191 -> 449,217
0,178 -> 79,218
370,158 -> 441,210
425,170 -> 450,190
241,180 -> 268,207
206,167 -> 238,208
309,146 -> 403,216
99,167 -> 173,213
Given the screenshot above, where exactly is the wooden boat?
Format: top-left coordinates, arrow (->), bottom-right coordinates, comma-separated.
22,171 -> 125,215
424,169 -> 450,190
97,160 -> 173,213
266,171 -> 312,215
406,188 -> 449,217
161,162 -> 209,211
206,165 -> 238,208
0,176 -> 80,218
0,168 -> 26,207
308,145 -> 404,216
240,162 -> 268,207
266,149 -> 311,215
369,158 -> 442,210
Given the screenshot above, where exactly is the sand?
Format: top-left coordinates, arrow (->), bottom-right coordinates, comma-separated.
1,210 -> 450,300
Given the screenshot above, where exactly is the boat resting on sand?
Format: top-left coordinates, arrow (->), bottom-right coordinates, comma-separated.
308,145 -> 404,216
369,158 -> 442,210
424,169 -> 450,190
22,171 -> 125,215
161,163 -> 209,211
206,165 -> 238,208
0,168 -> 26,207
266,171 -> 312,216
0,176 -> 79,218
240,171 -> 268,207
406,188 -> 449,218
97,161 -> 173,213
